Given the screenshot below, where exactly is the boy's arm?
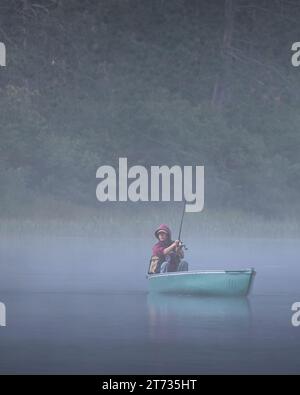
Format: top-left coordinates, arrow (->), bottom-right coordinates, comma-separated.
163,241 -> 180,256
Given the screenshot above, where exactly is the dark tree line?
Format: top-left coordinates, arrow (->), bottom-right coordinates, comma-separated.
0,0 -> 300,218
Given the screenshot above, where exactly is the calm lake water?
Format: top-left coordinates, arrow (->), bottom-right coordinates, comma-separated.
0,238 -> 299,374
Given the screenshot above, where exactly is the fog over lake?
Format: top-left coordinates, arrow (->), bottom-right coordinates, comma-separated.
0,237 -> 299,374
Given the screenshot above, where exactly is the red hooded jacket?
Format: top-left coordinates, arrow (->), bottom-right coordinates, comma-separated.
152,224 -> 179,272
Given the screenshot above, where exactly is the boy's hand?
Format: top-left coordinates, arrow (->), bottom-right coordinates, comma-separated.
175,240 -> 183,253
163,240 -> 182,256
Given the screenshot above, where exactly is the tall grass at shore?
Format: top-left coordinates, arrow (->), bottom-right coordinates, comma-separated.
0,199 -> 299,239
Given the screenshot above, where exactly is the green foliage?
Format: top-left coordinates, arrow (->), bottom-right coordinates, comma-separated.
0,0 -> 300,219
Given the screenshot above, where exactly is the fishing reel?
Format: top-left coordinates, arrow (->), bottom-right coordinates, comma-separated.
178,241 -> 188,251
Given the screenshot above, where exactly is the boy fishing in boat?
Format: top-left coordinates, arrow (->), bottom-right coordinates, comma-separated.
149,224 -> 189,274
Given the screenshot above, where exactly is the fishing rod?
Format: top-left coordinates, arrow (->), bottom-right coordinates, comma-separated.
178,200 -> 187,250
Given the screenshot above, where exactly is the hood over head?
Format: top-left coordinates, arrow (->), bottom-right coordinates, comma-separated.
154,224 -> 172,240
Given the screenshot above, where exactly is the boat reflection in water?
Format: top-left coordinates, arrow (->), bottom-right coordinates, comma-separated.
147,293 -> 252,342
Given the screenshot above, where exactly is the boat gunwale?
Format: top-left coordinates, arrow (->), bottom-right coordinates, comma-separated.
147,269 -> 256,279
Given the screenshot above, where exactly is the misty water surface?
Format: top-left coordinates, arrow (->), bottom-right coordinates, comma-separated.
0,237 -> 299,374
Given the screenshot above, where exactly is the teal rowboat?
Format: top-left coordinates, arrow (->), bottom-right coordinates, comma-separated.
147,269 -> 256,297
